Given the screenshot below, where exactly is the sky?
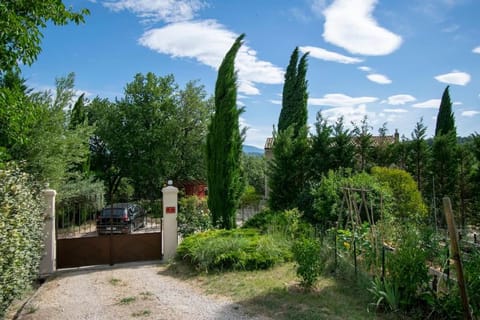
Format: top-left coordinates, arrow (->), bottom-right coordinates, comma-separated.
23,0 -> 480,148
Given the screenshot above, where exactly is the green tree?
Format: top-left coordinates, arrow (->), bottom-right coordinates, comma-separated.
242,153 -> 266,196
0,1 -> 89,73
206,34 -> 245,229
330,116 -> 355,170
407,118 -> 429,195
309,111 -> 332,181
269,47 -> 309,211
431,87 -> 458,225
352,116 -> 373,171
435,86 -> 456,136
456,143 -> 475,227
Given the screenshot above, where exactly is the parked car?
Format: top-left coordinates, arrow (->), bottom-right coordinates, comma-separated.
96,203 -> 146,235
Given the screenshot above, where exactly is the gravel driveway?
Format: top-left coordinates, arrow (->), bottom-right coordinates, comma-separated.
13,262 -> 268,320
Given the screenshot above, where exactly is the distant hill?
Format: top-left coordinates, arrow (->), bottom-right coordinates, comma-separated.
243,145 -> 263,155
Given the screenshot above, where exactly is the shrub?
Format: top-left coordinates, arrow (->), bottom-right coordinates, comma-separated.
371,166 -> 428,223
0,163 -> 44,317
243,208 -> 313,240
176,228 -> 290,272
292,237 -> 324,290
386,228 -> 429,309
177,196 -> 211,237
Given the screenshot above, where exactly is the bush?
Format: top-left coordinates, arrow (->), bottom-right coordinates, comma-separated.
177,196 -> 211,237
0,163 -> 44,317
243,208 -> 313,240
176,228 -> 291,272
292,237 -> 324,290
386,228 -> 429,309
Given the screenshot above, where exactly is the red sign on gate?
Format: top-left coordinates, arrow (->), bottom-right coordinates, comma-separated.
166,206 -> 176,214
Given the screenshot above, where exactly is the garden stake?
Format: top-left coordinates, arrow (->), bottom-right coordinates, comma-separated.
443,197 -> 472,320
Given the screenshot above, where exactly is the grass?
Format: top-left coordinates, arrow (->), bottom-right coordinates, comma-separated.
164,262 -> 401,320
118,296 -> 136,305
109,278 -> 122,286
132,310 -> 151,317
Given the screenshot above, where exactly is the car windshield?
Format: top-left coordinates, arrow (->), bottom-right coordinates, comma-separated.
101,208 -> 126,217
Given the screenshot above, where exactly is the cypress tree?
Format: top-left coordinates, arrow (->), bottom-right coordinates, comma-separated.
435,86 -> 456,136
268,47 -> 309,211
206,34 -> 245,229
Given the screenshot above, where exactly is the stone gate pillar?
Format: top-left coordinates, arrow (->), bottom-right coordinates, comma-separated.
39,189 -> 56,277
162,181 -> 179,260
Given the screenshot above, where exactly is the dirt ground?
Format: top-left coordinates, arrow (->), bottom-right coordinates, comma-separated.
7,262 -> 266,320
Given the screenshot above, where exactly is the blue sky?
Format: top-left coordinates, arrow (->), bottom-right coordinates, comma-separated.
23,0 -> 480,148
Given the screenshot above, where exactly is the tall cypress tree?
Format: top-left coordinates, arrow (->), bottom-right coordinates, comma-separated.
206,34 -> 245,229
268,47 -> 309,211
431,86 -> 458,225
435,86 -> 456,136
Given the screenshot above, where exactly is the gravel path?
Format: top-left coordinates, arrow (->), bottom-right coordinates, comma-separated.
14,262 -> 268,320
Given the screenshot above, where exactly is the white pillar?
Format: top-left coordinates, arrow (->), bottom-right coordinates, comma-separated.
162,182 -> 179,261
39,189 -> 56,277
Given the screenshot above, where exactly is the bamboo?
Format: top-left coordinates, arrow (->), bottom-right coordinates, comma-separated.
443,197 -> 472,320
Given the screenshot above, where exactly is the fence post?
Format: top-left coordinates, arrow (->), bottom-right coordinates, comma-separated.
443,197 -> 472,320
162,181 -> 179,261
39,189 -> 56,278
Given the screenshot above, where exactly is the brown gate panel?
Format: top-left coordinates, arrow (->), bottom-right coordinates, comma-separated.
112,233 -> 163,264
57,233 -> 163,269
57,236 -> 111,269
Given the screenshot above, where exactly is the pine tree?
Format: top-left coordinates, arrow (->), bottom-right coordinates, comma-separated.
278,47 -> 299,133
435,86 -> 456,136
206,34 -> 245,229
407,118 -> 429,194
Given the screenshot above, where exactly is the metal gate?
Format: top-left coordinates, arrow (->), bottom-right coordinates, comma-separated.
56,204 -> 163,269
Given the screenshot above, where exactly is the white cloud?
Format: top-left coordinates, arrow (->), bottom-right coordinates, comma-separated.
322,104 -> 376,126
383,108 -> 408,113
103,0 -> 205,23
358,66 -> 372,72
367,73 -> 392,84
413,99 -> 441,109
309,0 -> 328,17
269,100 -> 282,105
299,46 -> 363,64
309,93 -> 378,107
139,20 -> 284,95
434,71 -> 471,86
384,94 -> 416,105
473,46 -> 480,54
461,110 -> 480,117
322,0 -> 402,55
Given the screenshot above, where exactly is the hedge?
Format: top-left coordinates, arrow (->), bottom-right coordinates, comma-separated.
0,163 -> 44,317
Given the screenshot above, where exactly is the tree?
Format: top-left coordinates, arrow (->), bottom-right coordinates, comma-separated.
206,34 -> 245,229
0,1 -> 89,73
456,143 -> 475,227
352,116 -> 373,171
330,116 -> 355,170
309,111 -> 332,181
431,87 -> 458,225
407,118 -> 429,195
268,47 -> 309,211
242,153 -> 266,196
435,86 -> 456,136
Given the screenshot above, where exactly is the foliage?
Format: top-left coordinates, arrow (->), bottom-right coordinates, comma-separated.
308,111 -> 332,181
385,228 -> 429,309
89,74 -> 213,201
242,154 -> 265,196
0,0 -> 89,73
239,185 -> 261,208
368,277 -> 400,312
176,228 -> 290,272
310,170 -> 393,228
329,116 -> 355,170
0,163 -> 44,317
206,34 -> 245,229
177,196 -> 211,237
292,237 -> 324,290
352,116 -> 374,171
371,166 -> 428,222
435,86 -> 456,136
269,47 -> 309,212
243,208 -> 312,241
406,118 -> 429,195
